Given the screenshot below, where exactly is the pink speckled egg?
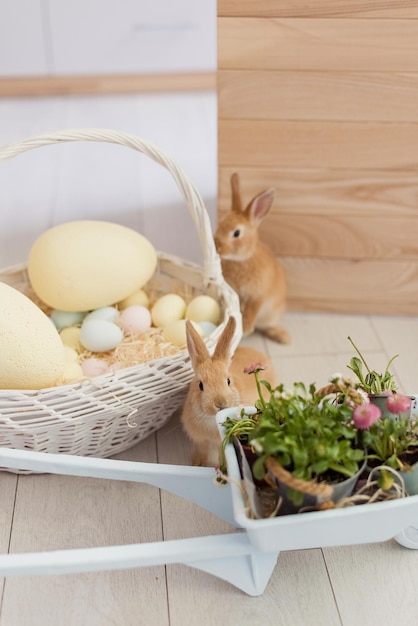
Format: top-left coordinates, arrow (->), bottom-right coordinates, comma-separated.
81,357 -> 110,377
118,305 -> 152,335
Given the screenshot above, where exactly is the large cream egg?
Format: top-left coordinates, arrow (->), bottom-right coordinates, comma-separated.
151,294 -> 187,328
0,282 -> 65,389
28,220 -> 157,312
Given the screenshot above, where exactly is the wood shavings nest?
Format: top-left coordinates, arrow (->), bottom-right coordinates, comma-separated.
20,282 -> 211,383
79,326 -> 181,370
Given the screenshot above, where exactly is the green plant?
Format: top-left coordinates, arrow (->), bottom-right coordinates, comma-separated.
221,373 -> 365,505
346,336 -> 398,394
249,382 -> 364,481
363,416 -> 418,472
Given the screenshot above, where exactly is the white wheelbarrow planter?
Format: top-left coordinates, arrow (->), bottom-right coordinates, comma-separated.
1,398 -> 418,597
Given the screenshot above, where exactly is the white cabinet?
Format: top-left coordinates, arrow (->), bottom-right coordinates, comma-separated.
0,0 -> 216,77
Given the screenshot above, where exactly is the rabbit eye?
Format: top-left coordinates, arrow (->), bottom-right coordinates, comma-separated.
232,229 -> 241,238
199,381 -> 204,391
227,378 -> 231,386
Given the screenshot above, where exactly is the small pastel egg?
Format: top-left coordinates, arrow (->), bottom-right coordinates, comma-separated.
51,309 -> 86,330
60,326 -> 82,350
63,346 -> 80,362
162,319 -> 203,348
118,288 -> 149,310
80,320 -> 123,352
81,357 -> 110,377
118,305 -> 152,335
151,294 -> 187,328
186,295 -> 221,324
61,361 -> 84,383
198,321 -> 217,337
84,306 -> 119,323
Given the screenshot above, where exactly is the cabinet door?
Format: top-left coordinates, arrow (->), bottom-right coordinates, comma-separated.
48,0 -> 216,75
0,0 -> 48,76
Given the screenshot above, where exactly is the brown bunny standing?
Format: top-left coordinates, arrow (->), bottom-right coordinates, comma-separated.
181,316 -> 276,467
214,173 -> 290,344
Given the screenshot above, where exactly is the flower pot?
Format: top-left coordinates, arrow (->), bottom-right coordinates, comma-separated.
398,448 -> 418,495
233,439 -> 267,488
264,456 -> 366,516
369,394 -> 414,420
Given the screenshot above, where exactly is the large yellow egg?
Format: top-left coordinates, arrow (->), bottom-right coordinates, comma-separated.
28,221 -> 157,311
0,282 -> 65,389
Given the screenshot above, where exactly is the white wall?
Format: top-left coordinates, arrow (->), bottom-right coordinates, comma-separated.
0,91 -> 218,269
0,0 -> 216,76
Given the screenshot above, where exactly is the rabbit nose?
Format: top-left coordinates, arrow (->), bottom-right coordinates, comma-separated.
215,398 -> 227,411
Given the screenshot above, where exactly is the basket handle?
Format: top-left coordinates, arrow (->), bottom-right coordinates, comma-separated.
0,128 -> 223,286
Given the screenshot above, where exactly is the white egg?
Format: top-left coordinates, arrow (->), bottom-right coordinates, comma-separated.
186,295 -> 221,324
162,319 -> 203,348
80,320 -> 123,352
118,305 -> 151,335
198,321 -> 217,337
151,294 -> 187,328
84,306 -> 119,323
50,309 -> 86,330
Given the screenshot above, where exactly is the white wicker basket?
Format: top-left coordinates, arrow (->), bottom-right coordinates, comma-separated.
0,128 -> 241,465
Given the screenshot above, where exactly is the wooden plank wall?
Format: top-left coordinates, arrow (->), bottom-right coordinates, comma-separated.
217,1 -> 418,314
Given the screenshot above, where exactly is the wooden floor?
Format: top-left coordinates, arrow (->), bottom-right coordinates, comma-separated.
1,94 -> 418,625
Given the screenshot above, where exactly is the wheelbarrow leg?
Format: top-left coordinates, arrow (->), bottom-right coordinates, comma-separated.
0,533 -> 279,596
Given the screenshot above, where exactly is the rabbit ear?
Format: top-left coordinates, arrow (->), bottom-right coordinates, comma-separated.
186,320 -> 210,369
230,173 -> 244,214
246,188 -> 275,225
213,316 -> 236,361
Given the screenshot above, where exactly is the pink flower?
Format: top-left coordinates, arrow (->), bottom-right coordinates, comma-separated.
385,394 -> 412,415
243,362 -> 267,375
353,402 -> 382,429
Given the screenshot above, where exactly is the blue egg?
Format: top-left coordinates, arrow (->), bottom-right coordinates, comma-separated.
84,307 -> 119,323
80,320 -> 123,352
198,321 -> 217,337
51,309 -> 86,330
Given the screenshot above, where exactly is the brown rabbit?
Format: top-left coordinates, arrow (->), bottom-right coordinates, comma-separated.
214,173 -> 290,344
181,316 -> 277,467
